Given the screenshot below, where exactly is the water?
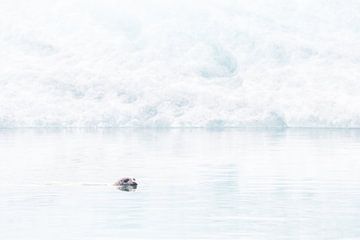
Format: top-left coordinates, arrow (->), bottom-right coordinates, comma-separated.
1,128 -> 360,239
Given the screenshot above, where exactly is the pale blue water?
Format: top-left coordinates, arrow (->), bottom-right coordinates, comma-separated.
1,129 -> 360,239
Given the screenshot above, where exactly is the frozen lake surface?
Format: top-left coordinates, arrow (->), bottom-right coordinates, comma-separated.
1,128 -> 360,239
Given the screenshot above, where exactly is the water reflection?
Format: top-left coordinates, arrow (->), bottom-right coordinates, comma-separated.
117,185 -> 138,192
1,129 -> 360,239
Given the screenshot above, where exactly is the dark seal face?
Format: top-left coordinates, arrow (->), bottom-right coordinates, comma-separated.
114,177 -> 138,191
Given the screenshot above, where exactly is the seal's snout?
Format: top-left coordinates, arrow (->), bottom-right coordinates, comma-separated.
131,178 -> 138,186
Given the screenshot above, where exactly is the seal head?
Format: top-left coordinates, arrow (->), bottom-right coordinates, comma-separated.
114,177 -> 138,190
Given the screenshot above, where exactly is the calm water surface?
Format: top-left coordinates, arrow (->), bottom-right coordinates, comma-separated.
1,129 -> 360,239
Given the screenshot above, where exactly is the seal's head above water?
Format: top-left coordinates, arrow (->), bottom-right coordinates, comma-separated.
114,177 -> 138,187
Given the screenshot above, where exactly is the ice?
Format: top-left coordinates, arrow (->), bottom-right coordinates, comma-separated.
1,0 -> 360,128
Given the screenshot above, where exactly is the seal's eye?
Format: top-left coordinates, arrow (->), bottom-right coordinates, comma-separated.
133,178 -> 136,181
123,178 -> 129,183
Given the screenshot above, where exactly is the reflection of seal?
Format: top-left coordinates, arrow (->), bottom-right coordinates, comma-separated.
118,185 -> 137,192
114,178 -> 137,189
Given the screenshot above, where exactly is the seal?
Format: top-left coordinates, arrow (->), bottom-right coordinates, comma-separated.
114,177 -> 138,191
